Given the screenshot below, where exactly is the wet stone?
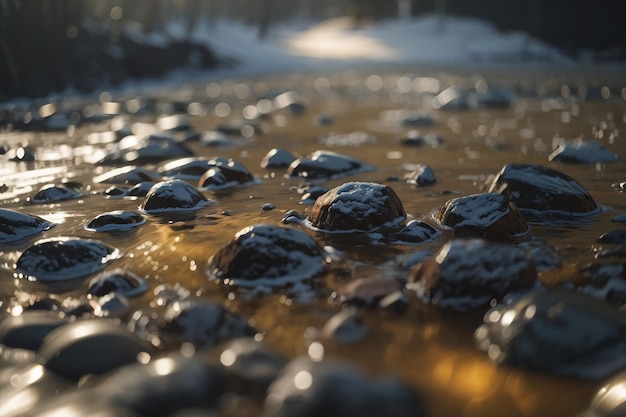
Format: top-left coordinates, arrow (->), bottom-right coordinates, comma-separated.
200,130 -> 235,147
613,182 -> 626,192
612,213 -> 626,223
404,164 -> 437,186
379,290 -> 409,313
287,150 -> 375,180
0,312 -> 68,351
198,159 -> 256,191
93,166 -> 161,185
484,163 -> 600,216
159,157 -> 216,181
30,184 -> 82,204
474,84 -> 515,108
126,181 -> 155,198
96,134 -> 194,165
103,185 -> 129,198
216,337 -> 288,397
597,230 -> 626,244
320,309 -> 368,344
38,318 -> 152,381
0,208 -> 55,243
140,179 -> 212,214
261,148 -> 297,169
475,290 -> 626,379
87,268 -> 150,298
96,353 -> 224,417
160,297 -> 258,349
306,182 -> 407,233
85,210 -> 146,232
434,192 -> 529,239
207,224 -> 328,289
548,140 -> 619,164
299,185 -> 328,205
15,237 -> 121,281
264,357 -> 424,417
408,238 -> 537,311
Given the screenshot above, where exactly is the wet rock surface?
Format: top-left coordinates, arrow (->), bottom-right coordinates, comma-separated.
484,163 -> 600,216
15,237 -> 121,281
85,210 -> 146,232
408,238 -> 537,311
264,357 -> 424,417
140,179 -> 212,213
475,290 -> 626,379
0,208 -> 55,243
434,192 -> 529,239
548,140 -> 619,164
0,70 -> 623,417
30,184 -> 82,204
306,182 -> 407,232
207,224 -> 328,289
287,150 -> 375,180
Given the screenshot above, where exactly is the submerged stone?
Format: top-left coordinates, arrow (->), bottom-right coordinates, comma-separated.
404,164 -> 437,186
475,290 -> 626,379
93,166 -> 161,185
207,224 -> 327,289
140,179 -> 212,214
30,184 -> 82,204
38,319 -> 151,381
0,208 -> 55,243
216,338 -> 288,397
85,210 -> 145,232
96,134 -> 194,165
432,86 -> 470,110
306,182 -> 407,233
484,163 -> 600,216
320,309 -> 368,344
579,368 -> 626,416
0,312 -> 68,351
87,268 -> 150,298
198,159 -> 256,191
261,148 -> 297,169
264,357 -> 424,417
332,277 -> 401,307
597,230 -> 626,244
287,150 -> 374,180
96,353 -> 224,416
159,157 -> 216,181
160,297 -> 258,348
408,238 -> 537,311
15,237 -> 120,281
126,181 -> 155,198
434,193 -> 529,239
549,140 -> 618,164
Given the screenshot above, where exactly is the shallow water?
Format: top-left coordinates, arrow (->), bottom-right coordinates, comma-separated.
1,65 -> 626,417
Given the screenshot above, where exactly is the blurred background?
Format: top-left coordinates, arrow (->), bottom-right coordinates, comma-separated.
1,0 -> 624,100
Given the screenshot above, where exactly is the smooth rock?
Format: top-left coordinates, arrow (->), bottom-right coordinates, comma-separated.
0,208 -> 55,243
15,237 -> 121,281
306,182 -> 407,233
408,238 -> 537,311
475,290 -> 626,379
484,163 -> 599,216
287,150 -> 374,180
85,210 -> 145,232
38,319 -> 151,381
207,224 -> 328,289
434,193 -> 529,239
140,179 -> 212,214
549,140 -> 618,164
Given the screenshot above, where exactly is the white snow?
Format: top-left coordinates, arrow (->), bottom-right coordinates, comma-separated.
190,13 -> 572,79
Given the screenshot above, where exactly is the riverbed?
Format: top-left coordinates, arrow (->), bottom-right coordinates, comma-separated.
1,65 -> 625,417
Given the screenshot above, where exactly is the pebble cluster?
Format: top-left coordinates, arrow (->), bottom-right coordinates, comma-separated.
0,73 -> 624,417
